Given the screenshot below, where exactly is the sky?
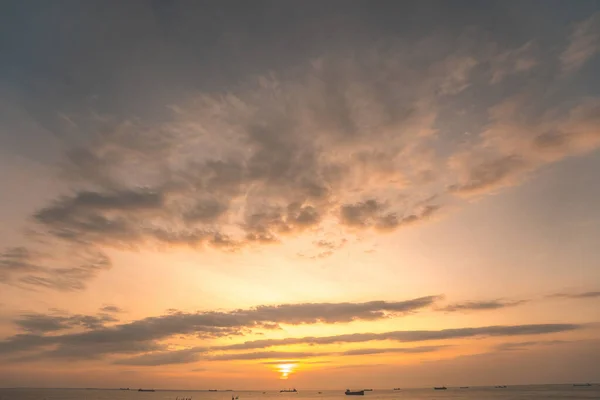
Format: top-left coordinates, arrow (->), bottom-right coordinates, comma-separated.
1,0 -> 600,390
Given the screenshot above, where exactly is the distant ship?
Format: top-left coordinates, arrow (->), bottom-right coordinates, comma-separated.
433,387 -> 447,390
138,389 -> 155,392
495,386 -> 507,389
573,384 -> 592,387
393,388 -> 401,391
345,390 -> 364,396
363,389 -> 373,391
280,389 -> 298,393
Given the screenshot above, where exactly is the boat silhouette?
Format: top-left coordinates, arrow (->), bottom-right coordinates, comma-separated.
345,390 -> 364,396
433,387 -> 447,390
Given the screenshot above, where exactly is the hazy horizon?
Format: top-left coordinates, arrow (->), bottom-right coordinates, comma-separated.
1,0 -> 599,391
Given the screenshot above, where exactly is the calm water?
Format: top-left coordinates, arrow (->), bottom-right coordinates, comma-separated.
1,387 -> 599,400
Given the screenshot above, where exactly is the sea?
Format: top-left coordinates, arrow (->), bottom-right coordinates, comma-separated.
0,386 -> 598,400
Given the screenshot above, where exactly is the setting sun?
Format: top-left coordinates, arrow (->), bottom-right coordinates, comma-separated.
277,363 -> 297,380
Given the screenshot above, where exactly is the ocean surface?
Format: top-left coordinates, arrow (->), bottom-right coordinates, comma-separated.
1,386 -> 599,400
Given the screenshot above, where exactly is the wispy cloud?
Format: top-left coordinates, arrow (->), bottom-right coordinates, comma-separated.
561,13 -> 600,73
494,340 -> 570,352
438,299 -> 528,313
548,291 -> 600,299
116,345 -> 447,365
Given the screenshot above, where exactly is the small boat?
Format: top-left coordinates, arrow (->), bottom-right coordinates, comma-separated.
573,384 -> 592,387
393,388 -> 401,391
138,389 -> 155,392
363,389 -> 373,392
318,392 -> 322,394
280,389 -> 298,393
345,390 -> 365,396
495,386 -> 507,389
433,387 -> 447,390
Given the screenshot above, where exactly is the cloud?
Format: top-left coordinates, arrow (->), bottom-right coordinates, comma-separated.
14,312 -> 118,333
437,299 -> 528,312
219,323 -> 582,351
109,323 -> 580,366
340,200 -> 440,231
0,246 -> 111,291
489,41 -> 537,83
561,13 -> 600,73
4,29 -> 600,291
113,348 -> 204,366
261,360 -> 331,365
494,340 -> 570,352
0,297 -> 438,359
116,346 -> 445,365
99,305 -> 124,313
548,291 -> 600,299
340,345 -> 445,356
449,96 -> 600,197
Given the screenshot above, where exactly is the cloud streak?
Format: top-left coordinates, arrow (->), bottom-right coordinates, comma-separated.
0,297 -> 439,358
561,13 -> 600,73
112,323 -> 582,366
438,299 -> 528,313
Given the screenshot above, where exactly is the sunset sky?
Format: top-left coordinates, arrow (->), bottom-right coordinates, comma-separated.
1,0 -> 600,390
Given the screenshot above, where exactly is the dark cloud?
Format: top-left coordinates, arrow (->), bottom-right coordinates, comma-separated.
438,299 -> 528,312
14,312 -> 118,333
0,297 -> 438,359
340,200 -> 440,231
548,291 -> 600,299
99,305 -> 124,314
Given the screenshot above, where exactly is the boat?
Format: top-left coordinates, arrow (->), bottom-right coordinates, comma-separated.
433,387 -> 447,390
280,389 -> 298,393
345,390 -> 365,396
138,389 -> 155,392
495,386 -> 507,389
393,388 -> 401,391
573,384 -> 592,387
363,389 -> 373,392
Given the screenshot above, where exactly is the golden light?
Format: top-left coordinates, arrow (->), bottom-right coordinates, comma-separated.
277,363 -> 297,380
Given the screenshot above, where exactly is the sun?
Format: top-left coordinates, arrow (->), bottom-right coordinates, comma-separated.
277,363 -> 297,380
